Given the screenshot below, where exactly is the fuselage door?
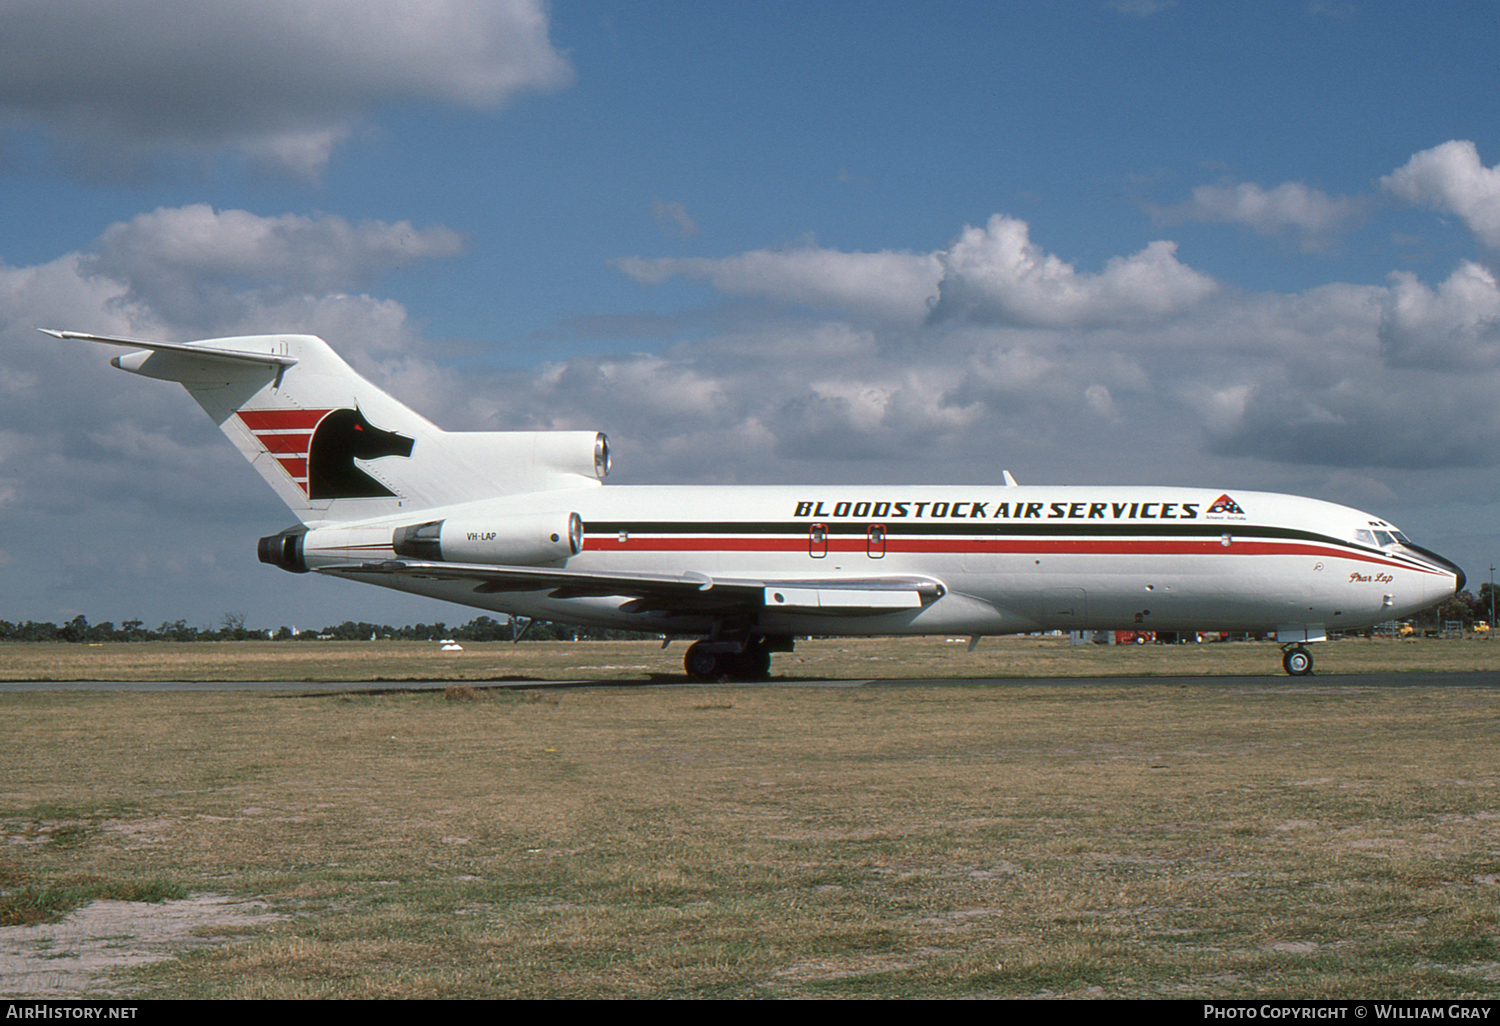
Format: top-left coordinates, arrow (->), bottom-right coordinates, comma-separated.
867,523 -> 887,558
809,523 -> 828,558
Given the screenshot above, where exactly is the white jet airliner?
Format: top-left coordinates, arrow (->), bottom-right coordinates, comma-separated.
44,329 -> 1465,679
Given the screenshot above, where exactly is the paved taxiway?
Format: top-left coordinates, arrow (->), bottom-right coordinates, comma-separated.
2,671 -> 1498,692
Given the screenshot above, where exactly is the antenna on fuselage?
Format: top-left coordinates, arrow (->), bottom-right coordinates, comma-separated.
1002,470 -> 1018,486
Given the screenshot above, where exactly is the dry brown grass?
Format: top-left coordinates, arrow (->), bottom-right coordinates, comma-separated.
4,676 -> 1500,998
3,633 -> 1500,682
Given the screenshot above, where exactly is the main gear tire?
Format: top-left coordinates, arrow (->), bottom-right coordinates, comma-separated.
685,642 -> 722,682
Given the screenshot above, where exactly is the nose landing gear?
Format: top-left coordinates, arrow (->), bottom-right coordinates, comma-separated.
1281,645 -> 1314,676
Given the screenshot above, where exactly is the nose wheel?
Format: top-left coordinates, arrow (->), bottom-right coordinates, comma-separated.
1281,645 -> 1314,676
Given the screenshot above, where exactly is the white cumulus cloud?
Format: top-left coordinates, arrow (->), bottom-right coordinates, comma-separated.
0,0 -> 572,178
926,215 -> 1218,327
614,245 -> 942,325
1381,140 -> 1500,250
1153,181 -> 1367,251
79,205 -> 463,338
90,205 -> 464,293
615,215 -> 1219,331
1379,261 -> 1500,370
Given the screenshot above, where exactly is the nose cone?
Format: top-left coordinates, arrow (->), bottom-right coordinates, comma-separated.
1407,542 -> 1464,595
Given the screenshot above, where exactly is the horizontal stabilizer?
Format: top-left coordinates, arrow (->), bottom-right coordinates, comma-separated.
38,329 -> 298,369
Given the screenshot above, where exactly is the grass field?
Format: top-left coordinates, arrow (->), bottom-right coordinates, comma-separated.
3,637 -> 1500,999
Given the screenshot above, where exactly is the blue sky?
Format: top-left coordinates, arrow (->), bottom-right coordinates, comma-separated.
4,0 -> 1500,629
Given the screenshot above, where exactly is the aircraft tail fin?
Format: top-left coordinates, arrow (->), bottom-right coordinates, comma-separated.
43,330 -> 608,523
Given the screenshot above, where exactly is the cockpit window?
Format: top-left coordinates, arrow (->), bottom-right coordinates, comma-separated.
1356,527 -> 1415,550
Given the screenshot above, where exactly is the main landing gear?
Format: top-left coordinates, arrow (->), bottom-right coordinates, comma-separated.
1281,644 -> 1314,676
683,636 -> 790,682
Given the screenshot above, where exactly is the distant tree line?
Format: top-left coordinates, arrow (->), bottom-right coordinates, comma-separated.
0,614 -> 657,643
1436,583 -> 1500,628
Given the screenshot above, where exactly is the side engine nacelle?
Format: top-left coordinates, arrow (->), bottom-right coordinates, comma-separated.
259,511 -> 583,573
392,512 -> 583,565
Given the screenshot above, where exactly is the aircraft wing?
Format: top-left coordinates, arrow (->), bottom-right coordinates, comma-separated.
315,560 -> 944,615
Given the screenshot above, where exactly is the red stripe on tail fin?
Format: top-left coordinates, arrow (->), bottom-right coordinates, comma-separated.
237,409 -> 330,431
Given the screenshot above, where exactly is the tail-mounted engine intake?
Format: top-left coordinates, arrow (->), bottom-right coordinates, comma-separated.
393,511 -> 583,566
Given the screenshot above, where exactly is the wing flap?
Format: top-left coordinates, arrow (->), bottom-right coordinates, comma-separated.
315,559 -> 943,615
764,586 -> 923,610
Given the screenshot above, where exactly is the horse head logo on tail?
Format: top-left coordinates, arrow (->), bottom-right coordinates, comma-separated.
307,406 -> 415,499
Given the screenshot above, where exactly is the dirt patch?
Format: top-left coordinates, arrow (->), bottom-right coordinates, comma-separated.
0,895 -> 278,997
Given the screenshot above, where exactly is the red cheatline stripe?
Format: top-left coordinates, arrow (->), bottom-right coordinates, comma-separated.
585,534 -> 1447,574
237,408 -> 330,431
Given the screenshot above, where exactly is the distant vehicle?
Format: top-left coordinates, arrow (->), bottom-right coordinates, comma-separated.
45,330 -> 1465,679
